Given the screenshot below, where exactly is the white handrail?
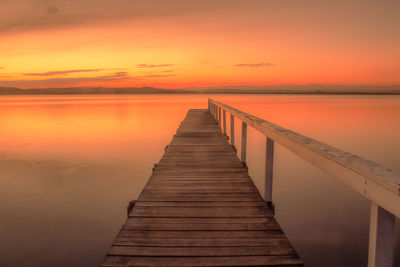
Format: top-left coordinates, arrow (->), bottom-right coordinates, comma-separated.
209,99 -> 400,215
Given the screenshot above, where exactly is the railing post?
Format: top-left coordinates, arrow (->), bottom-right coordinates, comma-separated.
223,110 -> 226,134
213,104 -> 216,117
241,122 -> 247,163
230,114 -> 235,146
368,203 -> 396,267
218,107 -> 221,127
265,137 -> 274,203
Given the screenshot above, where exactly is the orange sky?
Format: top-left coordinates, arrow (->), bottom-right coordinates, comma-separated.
0,0 -> 399,89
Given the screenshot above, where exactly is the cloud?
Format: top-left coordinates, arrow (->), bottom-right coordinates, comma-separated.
199,59 -> 213,64
234,63 -> 275,67
0,68 -> 178,88
22,69 -> 112,77
97,71 -> 130,79
142,74 -> 176,78
137,64 -> 174,68
0,0 -> 249,34
0,71 -> 136,87
46,5 -> 59,15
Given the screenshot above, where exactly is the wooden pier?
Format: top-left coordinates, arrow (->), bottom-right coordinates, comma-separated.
102,109 -> 303,267
103,99 -> 400,266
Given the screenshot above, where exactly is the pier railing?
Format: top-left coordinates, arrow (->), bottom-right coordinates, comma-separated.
208,98 -> 400,267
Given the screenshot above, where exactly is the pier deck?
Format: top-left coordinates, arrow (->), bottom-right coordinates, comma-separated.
102,109 -> 302,267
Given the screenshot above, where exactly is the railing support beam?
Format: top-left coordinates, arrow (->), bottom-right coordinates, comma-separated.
218,107 -> 221,126
368,203 -> 397,267
241,122 -> 247,163
230,114 -> 235,146
223,110 -> 226,134
265,137 -> 274,203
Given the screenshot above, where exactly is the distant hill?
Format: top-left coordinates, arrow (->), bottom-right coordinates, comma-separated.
1,85 -> 400,95
0,87 -> 188,95
183,84 -> 400,94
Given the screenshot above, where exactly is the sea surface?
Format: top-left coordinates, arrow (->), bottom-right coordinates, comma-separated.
0,95 -> 399,267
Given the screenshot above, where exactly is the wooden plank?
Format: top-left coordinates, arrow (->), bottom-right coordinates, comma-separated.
175,133 -> 223,137
144,186 -> 257,191
122,217 -> 276,224
137,195 -> 264,202
154,166 -> 244,171
117,230 -> 284,239
138,192 -> 261,197
142,188 -> 258,193
148,179 -> 250,183
146,181 -> 254,186
153,170 -> 247,174
163,152 -> 235,155
159,157 -> 240,162
122,221 -> 280,231
155,162 -> 243,167
121,223 -> 280,231
103,109 -> 302,267
150,173 -> 250,178
113,237 -> 294,247
166,144 -> 234,148
102,255 -> 302,266
134,201 -> 267,207
148,179 -> 251,183
129,206 -> 273,217
108,245 -> 295,257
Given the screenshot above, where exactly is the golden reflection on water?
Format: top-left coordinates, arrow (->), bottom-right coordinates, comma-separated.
0,96 -> 203,159
0,95 -> 399,267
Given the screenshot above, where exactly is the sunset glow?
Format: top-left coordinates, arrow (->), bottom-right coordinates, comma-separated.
0,1 -> 399,89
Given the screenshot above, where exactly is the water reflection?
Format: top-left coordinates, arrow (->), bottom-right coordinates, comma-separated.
0,95 -> 399,266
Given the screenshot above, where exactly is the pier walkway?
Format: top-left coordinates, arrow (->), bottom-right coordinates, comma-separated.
102,109 -> 302,267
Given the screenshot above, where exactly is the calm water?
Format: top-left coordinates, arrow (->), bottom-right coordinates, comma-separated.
0,95 -> 399,267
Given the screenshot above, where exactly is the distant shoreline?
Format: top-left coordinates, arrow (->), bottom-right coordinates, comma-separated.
1,91 -> 400,95
1,86 -> 400,95
1,92 -> 400,95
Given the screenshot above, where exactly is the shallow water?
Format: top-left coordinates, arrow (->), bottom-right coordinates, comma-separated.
0,95 -> 399,266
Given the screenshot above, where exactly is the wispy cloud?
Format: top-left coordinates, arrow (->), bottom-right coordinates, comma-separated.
0,66 -> 180,87
234,63 -> 274,67
96,71 -> 130,79
199,59 -> 213,64
23,69 -> 109,77
0,1 -> 243,34
137,64 -> 174,68
142,74 -> 176,78
46,4 -> 59,15
0,71 -> 135,87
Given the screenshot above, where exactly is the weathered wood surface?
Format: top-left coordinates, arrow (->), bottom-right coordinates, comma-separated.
102,109 -> 302,267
